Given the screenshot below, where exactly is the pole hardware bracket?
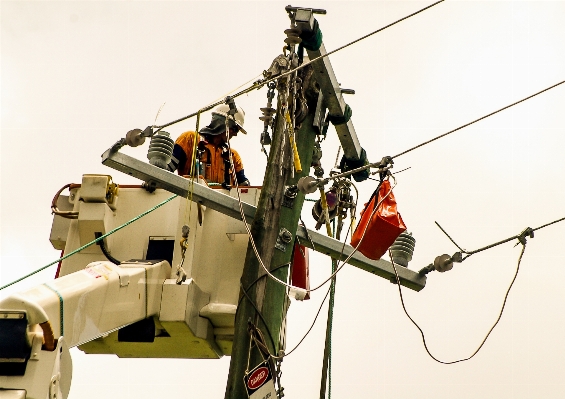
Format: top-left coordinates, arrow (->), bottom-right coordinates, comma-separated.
275,228 -> 293,252
282,185 -> 299,209
516,227 -> 534,246
418,251 -> 463,276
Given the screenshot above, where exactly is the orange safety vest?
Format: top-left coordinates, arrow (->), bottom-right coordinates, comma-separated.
175,131 -> 244,185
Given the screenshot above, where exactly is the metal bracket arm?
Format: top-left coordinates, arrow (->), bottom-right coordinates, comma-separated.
304,41 -> 362,160
101,150 -> 425,291
296,226 -> 426,292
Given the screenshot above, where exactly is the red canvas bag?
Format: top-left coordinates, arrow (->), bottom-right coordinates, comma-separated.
290,243 -> 310,300
350,180 -> 406,260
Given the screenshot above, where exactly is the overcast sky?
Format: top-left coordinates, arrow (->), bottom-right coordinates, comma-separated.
2,1 -> 565,398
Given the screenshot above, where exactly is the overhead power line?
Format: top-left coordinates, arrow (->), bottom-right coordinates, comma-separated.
153,0 -> 445,132
393,80 -> 565,159
433,216 -> 565,263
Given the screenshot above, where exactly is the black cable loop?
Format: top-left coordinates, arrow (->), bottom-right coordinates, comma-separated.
95,232 -> 121,265
238,281 -> 277,352
389,243 -> 527,365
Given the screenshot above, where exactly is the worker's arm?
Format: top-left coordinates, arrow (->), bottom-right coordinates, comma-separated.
167,143 -> 187,174
231,149 -> 250,186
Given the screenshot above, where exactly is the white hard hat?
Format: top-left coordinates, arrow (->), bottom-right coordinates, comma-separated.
212,104 -> 247,134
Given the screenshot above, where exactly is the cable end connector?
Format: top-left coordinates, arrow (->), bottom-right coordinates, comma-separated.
516,227 -> 534,246
418,251 -> 462,276
418,263 -> 435,276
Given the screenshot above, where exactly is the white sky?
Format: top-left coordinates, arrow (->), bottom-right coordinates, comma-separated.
1,1 -> 565,398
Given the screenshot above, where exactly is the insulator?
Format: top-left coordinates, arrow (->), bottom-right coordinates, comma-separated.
284,28 -> 302,45
390,231 -> 416,267
147,131 -> 174,169
259,107 -> 276,123
125,128 -> 146,147
434,254 -> 454,273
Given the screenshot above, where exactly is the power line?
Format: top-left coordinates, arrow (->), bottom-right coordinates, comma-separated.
393,80 -> 565,159
153,0 -> 445,132
433,216 -> 565,263
396,215 -> 565,363
389,245 -> 527,365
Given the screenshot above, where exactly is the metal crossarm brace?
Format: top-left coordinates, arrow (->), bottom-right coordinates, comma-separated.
101,150 -> 425,291
306,41 -> 362,160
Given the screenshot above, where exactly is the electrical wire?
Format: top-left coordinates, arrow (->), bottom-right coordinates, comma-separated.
152,1 -> 445,132
393,80 -> 565,160
224,126 -> 347,360
388,243 -> 527,364
0,194 -> 178,291
434,217 -> 565,262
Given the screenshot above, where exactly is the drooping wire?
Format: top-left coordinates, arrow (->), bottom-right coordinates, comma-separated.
388,243 -> 527,364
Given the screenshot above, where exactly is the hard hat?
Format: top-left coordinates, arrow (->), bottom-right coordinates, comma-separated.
211,104 -> 247,134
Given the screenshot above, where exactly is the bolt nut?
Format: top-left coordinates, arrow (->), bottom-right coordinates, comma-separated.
279,228 -> 293,244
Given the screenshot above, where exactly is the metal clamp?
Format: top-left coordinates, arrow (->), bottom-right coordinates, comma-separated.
282,185 -> 299,209
275,228 -> 293,252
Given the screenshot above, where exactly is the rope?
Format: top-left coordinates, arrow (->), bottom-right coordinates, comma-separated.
152,1 -> 445,132
0,194 -> 178,291
393,80 -> 565,159
328,259 -> 336,399
320,254 -> 337,399
389,243 -> 527,364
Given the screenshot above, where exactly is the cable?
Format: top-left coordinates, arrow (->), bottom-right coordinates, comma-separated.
388,243 -> 527,364
393,80 -> 565,159
95,232 -> 122,265
152,1 -> 445,132
239,281 -> 277,351
434,216 -> 565,262
235,263 -> 290,351
280,285 -> 331,359
0,194 -> 178,291
51,183 -> 79,219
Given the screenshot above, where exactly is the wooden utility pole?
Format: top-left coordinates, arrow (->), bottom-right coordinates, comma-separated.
224,67 -> 318,398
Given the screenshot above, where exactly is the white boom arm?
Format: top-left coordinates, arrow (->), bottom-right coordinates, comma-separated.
0,260 -> 169,399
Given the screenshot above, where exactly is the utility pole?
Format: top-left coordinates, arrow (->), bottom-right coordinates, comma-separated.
224,61 -> 318,397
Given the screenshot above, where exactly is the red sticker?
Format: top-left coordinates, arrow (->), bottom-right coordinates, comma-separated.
247,367 -> 269,390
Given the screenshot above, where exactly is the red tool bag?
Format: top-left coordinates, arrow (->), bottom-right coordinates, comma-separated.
350,180 -> 406,260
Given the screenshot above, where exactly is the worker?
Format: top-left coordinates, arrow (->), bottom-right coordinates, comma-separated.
167,104 -> 250,186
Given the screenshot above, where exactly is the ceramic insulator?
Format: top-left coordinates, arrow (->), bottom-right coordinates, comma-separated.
390,231 -> 416,267
147,131 -> 174,169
